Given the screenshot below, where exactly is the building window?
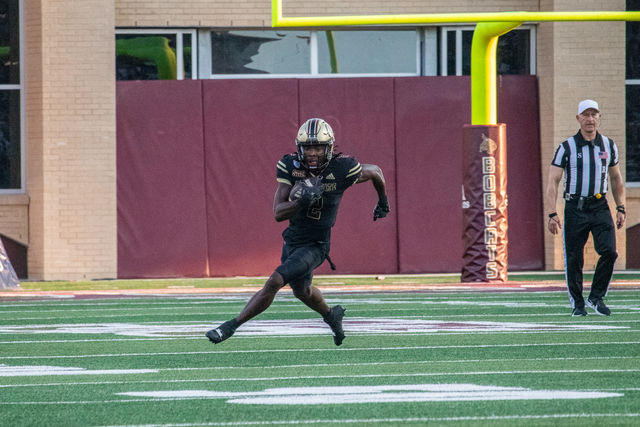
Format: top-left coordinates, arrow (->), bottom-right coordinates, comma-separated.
316,30 -> 418,75
116,27 -> 533,80
115,30 -> 197,80
202,29 -> 420,78
0,0 -> 21,191
627,0 -> 640,183
439,26 -> 535,76
210,30 -> 310,76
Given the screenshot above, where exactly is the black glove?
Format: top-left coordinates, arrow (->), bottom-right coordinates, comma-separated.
299,177 -> 324,208
373,195 -> 390,221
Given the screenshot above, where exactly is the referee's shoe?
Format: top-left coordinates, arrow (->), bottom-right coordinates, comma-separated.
586,298 -> 611,316
571,306 -> 587,317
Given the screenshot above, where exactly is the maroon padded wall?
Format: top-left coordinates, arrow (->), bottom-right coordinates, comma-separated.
298,78 -> 398,274
496,76 -> 543,270
117,81 -> 209,278
395,77 -> 469,272
394,76 -> 542,273
202,79 -> 299,276
627,224 -> 640,269
116,76 -> 543,278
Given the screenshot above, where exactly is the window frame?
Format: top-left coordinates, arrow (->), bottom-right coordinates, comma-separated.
626,78 -> 640,186
0,0 -> 24,194
626,0 -> 640,185
115,29 -> 198,80
439,24 -> 537,76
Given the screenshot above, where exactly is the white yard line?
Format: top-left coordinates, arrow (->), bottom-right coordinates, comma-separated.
1,368 -> 640,389
2,327 -> 640,345
2,362 -> 640,389
0,354 -> 638,387
3,310 -> 640,322
2,341 -> 640,360
95,413 -> 640,426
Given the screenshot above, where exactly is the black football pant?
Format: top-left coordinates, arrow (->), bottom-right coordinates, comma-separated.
276,242 -> 329,292
563,199 -> 618,308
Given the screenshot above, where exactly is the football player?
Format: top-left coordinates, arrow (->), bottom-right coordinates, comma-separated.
206,118 -> 390,346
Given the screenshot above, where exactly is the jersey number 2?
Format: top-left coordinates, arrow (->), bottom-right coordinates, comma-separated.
306,199 -> 322,220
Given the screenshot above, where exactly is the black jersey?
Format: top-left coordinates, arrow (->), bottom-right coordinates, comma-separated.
276,153 -> 362,246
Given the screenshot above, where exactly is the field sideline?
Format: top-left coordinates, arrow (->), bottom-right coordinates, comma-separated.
1,275 -> 639,426
4,270 -> 640,294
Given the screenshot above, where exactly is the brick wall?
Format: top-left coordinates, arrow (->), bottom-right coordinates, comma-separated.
24,0 -> 117,280
114,1 -> 539,27
627,188 -> 640,229
115,0 -> 272,27
283,1 -> 539,17
0,195 -> 29,244
538,0 -> 626,270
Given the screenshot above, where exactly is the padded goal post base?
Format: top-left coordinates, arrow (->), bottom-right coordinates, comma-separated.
461,124 -> 508,282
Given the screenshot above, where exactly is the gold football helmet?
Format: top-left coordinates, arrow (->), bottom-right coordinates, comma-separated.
295,118 -> 335,170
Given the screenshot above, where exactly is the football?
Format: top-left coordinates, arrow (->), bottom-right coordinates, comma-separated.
289,176 -> 322,201
289,178 -> 312,201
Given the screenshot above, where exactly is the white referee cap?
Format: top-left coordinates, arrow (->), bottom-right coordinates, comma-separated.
578,99 -> 599,115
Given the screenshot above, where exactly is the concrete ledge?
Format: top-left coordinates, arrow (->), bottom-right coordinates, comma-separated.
0,194 -> 30,206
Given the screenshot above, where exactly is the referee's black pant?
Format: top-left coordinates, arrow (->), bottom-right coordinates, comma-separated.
563,198 -> 618,308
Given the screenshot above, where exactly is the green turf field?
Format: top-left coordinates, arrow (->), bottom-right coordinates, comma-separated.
11,271 -> 640,291
1,286 -> 639,426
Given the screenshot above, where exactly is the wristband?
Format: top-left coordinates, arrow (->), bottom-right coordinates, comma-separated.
616,205 -> 626,215
548,212 -> 558,219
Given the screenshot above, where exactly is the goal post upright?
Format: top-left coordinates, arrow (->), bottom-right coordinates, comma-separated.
271,1 -> 640,125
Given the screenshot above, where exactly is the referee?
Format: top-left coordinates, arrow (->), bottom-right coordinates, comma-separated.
545,99 -> 626,317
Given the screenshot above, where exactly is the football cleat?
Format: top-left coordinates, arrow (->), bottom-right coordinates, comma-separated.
571,306 -> 588,317
323,305 -> 346,346
206,319 -> 239,344
586,298 -> 611,316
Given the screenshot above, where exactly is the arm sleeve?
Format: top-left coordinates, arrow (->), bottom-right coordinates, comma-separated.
550,142 -> 567,168
343,158 -> 362,189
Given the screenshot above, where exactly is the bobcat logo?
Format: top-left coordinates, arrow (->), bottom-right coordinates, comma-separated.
479,134 -> 497,155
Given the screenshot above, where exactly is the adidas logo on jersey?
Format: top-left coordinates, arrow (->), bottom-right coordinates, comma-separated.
325,173 -> 336,180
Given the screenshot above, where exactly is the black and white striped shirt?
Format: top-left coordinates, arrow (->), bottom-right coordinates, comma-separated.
551,131 -> 619,197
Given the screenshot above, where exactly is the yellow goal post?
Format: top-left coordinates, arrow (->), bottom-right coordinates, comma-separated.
271,1 -> 640,125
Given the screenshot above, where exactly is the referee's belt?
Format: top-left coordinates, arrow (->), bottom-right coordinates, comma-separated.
564,193 -> 605,202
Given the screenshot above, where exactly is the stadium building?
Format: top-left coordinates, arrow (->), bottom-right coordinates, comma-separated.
0,0 -> 638,280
